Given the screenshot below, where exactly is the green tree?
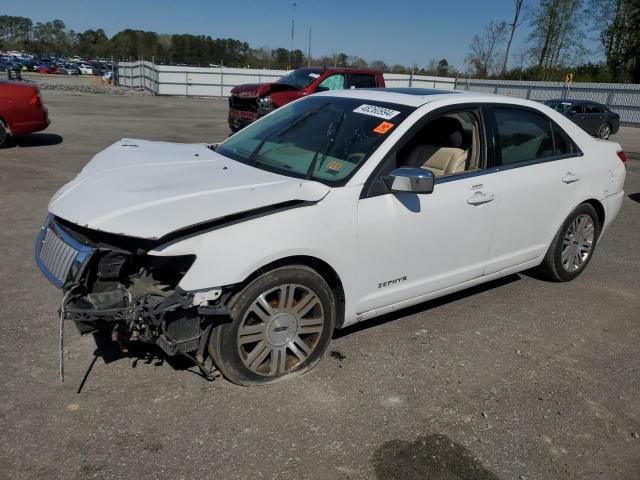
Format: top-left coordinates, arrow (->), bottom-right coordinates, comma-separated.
629,0 -> 640,82
77,29 -> 109,57
369,60 -> 389,72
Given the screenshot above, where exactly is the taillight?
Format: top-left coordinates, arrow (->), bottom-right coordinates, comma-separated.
30,94 -> 42,107
616,150 -> 627,167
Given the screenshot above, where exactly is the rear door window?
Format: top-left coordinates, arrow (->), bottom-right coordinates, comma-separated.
568,104 -> 583,114
584,104 -> 603,114
494,108 -> 555,165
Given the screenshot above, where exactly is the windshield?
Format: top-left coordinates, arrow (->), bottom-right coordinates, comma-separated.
544,100 -> 572,113
276,68 -> 324,89
217,96 -> 415,186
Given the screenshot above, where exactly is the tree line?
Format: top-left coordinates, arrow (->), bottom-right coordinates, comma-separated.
0,15 -> 465,77
0,16 -> 308,69
466,0 -> 640,82
1,3 -> 639,82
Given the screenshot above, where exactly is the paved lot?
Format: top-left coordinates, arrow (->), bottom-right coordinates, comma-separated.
1,89 -> 639,480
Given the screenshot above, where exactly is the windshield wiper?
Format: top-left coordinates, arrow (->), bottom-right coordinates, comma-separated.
307,111 -> 346,178
249,102 -> 330,166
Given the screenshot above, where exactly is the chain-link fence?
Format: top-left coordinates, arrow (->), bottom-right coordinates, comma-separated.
117,61 -> 640,127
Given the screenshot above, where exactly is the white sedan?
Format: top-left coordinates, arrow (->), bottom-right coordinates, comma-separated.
78,64 -> 95,75
35,88 -> 627,385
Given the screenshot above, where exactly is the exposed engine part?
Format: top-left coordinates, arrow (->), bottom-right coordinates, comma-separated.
43,216 -> 236,382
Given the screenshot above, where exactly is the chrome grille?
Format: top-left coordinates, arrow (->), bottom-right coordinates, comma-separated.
38,228 -> 79,285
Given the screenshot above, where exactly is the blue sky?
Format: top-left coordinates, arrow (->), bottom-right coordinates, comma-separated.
4,0 -> 600,69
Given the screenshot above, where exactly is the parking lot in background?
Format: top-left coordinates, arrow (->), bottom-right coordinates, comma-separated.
1,83 -> 639,480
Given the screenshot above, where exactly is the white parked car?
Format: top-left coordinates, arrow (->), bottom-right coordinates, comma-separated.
35,89 -> 627,385
78,64 -> 95,75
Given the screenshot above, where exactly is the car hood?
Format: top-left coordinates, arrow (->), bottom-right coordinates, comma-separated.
48,139 -> 330,239
230,82 -> 300,99
230,83 -> 271,98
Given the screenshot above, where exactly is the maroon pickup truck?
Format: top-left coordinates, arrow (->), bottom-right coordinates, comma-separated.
228,67 -> 385,131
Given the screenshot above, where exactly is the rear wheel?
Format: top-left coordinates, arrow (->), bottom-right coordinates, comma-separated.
208,266 -> 336,385
598,122 -> 612,139
537,203 -> 600,282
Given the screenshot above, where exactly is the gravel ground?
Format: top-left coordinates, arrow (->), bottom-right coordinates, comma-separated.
0,90 -> 638,480
19,72 -> 151,95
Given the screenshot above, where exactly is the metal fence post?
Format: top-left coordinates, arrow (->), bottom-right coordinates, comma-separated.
220,66 -> 224,98
606,90 -> 615,109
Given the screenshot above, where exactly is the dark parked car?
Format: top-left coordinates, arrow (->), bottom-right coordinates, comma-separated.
544,99 -> 620,139
0,60 -> 22,79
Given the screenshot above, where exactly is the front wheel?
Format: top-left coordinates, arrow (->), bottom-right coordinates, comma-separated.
597,123 -> 612,139
208,266 -> 336,385
0,120 -> 7,147
537,203 -> 600,282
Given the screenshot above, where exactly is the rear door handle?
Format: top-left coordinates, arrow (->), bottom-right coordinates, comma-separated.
467,191 -> 495,206
562,172 -> 580,184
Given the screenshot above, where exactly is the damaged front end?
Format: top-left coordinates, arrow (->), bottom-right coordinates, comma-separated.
35,214 -> 229,376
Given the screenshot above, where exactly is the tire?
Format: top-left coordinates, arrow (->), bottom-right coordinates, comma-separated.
597,122 -> 612,139
208,266 -> 336,385
537,203 -> 600,282
0,120 -> 7,147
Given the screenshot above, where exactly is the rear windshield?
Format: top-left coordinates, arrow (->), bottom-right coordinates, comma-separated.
217,96 -> 415,186
276,68 -> 324,89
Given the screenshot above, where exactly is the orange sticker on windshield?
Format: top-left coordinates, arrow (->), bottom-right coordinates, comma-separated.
373,121 -> 394,134
327,161 -> 342,171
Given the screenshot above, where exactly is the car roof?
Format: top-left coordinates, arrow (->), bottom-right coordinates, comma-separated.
316,87 -> 546,109
298,66 -> 381,74
547,99 -> 604,106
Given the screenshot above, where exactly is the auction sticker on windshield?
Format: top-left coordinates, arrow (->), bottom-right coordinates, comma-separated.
353,104 -> 401,120
373,121 -> 395,134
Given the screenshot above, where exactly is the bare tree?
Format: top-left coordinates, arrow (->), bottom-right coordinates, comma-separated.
501,0 -> 525,75
466,20 -> 509,77
528,0 -> 586,80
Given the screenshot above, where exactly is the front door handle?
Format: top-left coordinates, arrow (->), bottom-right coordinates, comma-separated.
562,172 -> 580,184
467,191 -> 495,206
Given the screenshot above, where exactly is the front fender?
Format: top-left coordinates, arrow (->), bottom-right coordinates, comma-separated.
149,187 -> 360,294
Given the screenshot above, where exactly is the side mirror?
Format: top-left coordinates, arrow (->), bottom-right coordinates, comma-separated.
383,167 -> 434,194
315,86 -> 329,93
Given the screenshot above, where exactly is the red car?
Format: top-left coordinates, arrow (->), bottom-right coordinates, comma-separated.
228,67 -> 385,131
35,65 -> 52,74
0,82 -> 50,146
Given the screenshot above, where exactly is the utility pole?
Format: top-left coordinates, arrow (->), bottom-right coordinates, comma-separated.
289,1 -> 297,69
307,26 -> 312,67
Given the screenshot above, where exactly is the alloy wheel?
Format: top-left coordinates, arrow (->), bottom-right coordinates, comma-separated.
598,123 -> 611,139
561,214 -> 595,272
236,283 -> 325,377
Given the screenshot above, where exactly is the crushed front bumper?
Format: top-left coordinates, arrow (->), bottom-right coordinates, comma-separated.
228,107 -> 260,130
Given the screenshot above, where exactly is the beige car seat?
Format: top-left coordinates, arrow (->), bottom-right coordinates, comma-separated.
404,117 -> 468,176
